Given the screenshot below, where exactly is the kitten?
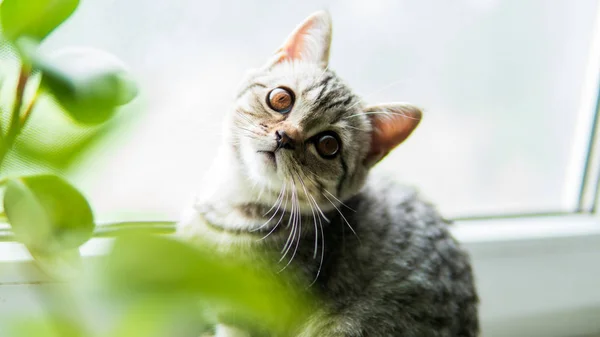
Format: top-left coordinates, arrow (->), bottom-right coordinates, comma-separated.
177,11 -> 479,337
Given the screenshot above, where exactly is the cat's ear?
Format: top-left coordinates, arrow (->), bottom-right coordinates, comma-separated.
364,103 -> 422,167
268,11 -> 332,68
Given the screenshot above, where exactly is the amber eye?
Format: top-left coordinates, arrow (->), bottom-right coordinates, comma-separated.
315,133 -> 340,158
267,87 -> 294,113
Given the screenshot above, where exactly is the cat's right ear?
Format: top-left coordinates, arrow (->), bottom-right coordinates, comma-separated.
364,103 -> 422,167
265,11 -> 332,69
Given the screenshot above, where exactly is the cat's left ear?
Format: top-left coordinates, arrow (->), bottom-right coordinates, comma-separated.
364,103 -> 422,167
267,11 -> 332,68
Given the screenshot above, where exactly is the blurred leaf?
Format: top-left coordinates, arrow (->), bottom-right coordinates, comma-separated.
0,95 -> 141,189
33,47 -> 138,125
30,247 -> 82,281
10,114 -> 112,170
3,174 -> 94,253
102,234 -> 314,335
105,299 -> 180,337
0,0 -> 79,42
2,93 -> 129,174
13,35 -> 40,65
8,317 -> 85,337
1,41 -> 140,174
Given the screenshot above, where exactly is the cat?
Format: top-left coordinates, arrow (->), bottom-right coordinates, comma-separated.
177,10 -> 479,337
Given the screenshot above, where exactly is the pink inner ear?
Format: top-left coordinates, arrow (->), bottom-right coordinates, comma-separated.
366,106 -> 422,165
272,11 -> 331,66
279,20 -> 313,60
373,114 -> 419,149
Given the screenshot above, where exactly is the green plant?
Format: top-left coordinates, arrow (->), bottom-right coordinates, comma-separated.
0,0 -> 137,273
0,1 -> 312,336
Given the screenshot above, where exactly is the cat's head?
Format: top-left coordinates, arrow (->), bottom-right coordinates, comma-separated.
228,11 -> 421,213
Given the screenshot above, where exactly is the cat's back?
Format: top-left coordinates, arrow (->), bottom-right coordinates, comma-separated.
322,175 -> 480,336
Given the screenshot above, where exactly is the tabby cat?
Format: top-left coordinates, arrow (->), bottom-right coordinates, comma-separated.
177,10 -> 479,337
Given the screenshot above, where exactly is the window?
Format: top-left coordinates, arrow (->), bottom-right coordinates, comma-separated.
17,0 -> 597,220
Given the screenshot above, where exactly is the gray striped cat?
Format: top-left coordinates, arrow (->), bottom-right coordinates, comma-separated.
178,11 -> 479,337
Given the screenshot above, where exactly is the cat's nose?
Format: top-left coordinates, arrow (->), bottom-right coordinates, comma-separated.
275,130 -> 296,150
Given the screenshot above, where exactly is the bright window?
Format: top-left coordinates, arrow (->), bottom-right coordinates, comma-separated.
3,0 -> 600,220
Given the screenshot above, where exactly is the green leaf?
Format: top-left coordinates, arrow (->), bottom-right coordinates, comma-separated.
30,247 -> 82,281
29,46 -> 138,125
4,92 -> 132,173
3,174 -> 95,253
105,299 -> 184,337
8,318 -> 85,337
12,35 -> 40,65
101,234 -> 314,334
0,0 -> 80,42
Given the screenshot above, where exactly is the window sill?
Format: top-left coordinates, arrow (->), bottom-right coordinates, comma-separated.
0,214 -> 599,337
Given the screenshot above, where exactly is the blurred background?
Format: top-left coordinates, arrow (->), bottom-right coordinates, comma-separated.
3,0 -> 599,221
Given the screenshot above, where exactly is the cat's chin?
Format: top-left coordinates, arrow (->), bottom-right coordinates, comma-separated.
257,150 -> 277,168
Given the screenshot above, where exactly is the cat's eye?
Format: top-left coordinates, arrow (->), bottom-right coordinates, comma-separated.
267,87 -> 294,114
315,133 -> 340,158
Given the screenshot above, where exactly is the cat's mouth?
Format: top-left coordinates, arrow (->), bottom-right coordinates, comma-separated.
257,151 -> 276,167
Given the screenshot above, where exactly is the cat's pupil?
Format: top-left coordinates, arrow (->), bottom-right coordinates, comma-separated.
267,87 -> 294,113
316,134 -> 340,158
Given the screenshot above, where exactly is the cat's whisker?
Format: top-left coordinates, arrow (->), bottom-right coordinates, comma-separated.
233,113 -> 263,131
314,66 -> 330,86
305,185 -> 331,223
295,168 -> 332,223
291,171 -> 327,286
238,126 -> 258,136
260,187 -> 289,241
231,129 -> 263,143
345,79 -> 409,111
343,124 -> 369,132
251,181 -> 286,233
323,189 -> 356,212
235,109 -> 257,125
279,175 -> 302,273
297,174 -> 327,287
323,193 -> 361,244
296,173 -> 318,259
310,193 -> 330,223
237,122 -> 261,131
280,181 -> 297,258
344,111 -> 421,121
256,183 -> 266,201
307,206 -> 325,288
230,130 -> 260,139
263,181 -> 285,216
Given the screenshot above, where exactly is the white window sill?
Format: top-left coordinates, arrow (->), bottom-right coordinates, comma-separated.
1,214 -> 599,337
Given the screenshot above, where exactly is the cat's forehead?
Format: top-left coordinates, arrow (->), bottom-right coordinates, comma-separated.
261,62 -> 327,93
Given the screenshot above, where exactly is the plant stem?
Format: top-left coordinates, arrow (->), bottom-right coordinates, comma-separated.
0,221 -> 176,242
93,221 -> 176,237
7,67 -> 28,140
0,65 -> 33,168
19,89 -> 39,129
